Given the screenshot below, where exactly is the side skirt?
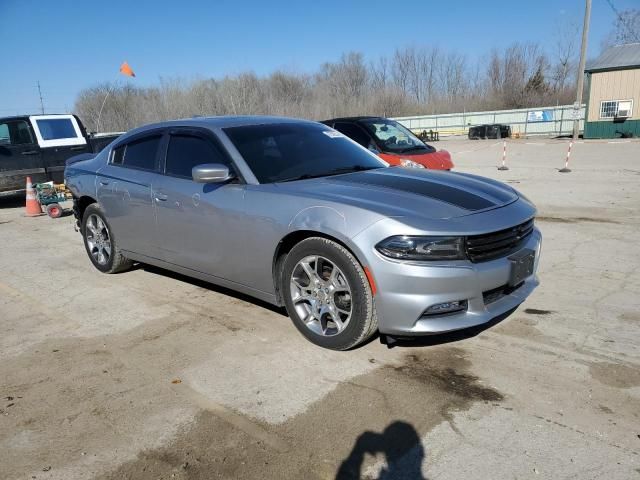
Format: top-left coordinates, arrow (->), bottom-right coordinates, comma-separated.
121,250 -> 280,307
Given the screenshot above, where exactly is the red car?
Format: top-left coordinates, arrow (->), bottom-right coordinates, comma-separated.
321,116 -> 453,170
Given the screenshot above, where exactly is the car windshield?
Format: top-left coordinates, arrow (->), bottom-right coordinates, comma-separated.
360,119 -> 430,153
223,123 -> 386,183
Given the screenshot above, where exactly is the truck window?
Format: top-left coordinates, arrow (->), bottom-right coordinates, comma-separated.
35,118 -> 79,140
0,120 -> 35,145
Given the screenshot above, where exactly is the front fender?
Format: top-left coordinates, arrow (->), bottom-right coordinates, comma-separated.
287,205 -> 373,268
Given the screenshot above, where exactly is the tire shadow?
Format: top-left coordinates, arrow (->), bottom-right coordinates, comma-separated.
136,263 -> 289,317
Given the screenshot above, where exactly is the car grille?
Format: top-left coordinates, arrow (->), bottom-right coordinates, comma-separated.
466,219 -> 534,263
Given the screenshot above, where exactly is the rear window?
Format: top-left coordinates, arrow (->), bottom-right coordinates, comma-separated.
112,135 -> 161,171
224,123 -> 384,183
35,118 -> 78,140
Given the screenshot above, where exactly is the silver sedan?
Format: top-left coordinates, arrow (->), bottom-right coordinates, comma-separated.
65,116 -> 541,350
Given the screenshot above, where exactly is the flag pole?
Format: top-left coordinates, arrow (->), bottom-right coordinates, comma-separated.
95,62 -> 136,134
96,82 -> 115,134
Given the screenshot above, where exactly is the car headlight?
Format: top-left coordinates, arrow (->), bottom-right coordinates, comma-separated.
376,236 -> 466,261
399,159 -> 425,169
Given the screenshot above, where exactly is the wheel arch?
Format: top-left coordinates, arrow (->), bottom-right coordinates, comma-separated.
75,195 -> 97,222
272,229 -> 369,306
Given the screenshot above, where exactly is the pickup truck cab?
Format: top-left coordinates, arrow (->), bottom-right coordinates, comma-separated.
0,114 -> 121,193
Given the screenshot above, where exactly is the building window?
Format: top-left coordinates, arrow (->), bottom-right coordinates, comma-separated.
600,100 -> 633,119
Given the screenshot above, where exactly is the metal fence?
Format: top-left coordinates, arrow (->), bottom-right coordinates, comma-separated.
393,104 -> 586,138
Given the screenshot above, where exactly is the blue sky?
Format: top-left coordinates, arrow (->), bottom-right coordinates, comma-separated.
0,0 -> 636,115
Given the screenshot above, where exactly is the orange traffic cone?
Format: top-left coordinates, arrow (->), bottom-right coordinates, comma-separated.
25,176 -> 43,217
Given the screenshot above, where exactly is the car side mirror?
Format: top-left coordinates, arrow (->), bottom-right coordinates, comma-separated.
192,163 -> 235,183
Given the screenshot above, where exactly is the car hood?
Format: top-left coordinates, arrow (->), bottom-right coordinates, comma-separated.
274,168 -> 518,220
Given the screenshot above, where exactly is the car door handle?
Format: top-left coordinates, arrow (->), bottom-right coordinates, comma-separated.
154,193 -> 168,202
21,150 -> 39,156
70,146 -> 86,151
99,180 -> 110,186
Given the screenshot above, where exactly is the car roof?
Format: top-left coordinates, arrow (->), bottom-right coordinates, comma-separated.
123,115 -> 320,138
321,116 -> 383,124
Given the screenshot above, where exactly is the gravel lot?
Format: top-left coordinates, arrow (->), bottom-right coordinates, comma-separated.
1,137 -> 639,479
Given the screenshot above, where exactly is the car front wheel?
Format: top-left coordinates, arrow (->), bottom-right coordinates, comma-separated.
281,237 -> 378,350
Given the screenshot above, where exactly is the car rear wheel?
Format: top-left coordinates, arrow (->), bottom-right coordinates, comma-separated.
281,237 -> 377,350
81,204 -> 133,274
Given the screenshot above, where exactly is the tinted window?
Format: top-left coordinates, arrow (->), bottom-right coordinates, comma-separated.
118,136 -> 161,171
166,135 -> 228,178
333,122 -> 371,148
112,145 -> 125,165
361,119 -> 434,154
0,120 -> 35,145
224,123 -> 385,183
35,118 -> 78,140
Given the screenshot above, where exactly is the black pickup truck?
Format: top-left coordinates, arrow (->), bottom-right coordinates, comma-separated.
0,114 -> 122,193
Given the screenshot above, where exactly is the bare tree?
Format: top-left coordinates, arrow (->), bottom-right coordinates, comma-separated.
601,8 -> 640,49
550,20 -> 579,105
75,40 -> 584,131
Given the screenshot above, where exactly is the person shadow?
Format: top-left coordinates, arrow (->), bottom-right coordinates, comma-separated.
335,421 -> 426,480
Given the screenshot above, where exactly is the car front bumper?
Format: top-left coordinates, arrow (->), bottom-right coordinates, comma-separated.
364,227 -> 542,336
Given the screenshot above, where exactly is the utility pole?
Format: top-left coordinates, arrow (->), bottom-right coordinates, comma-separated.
36,81 -> 45,114
573,0 -> 591,140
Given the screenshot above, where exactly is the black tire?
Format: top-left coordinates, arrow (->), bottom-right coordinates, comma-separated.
46,203 -> 63,218
281,237 -> 378,350
81,203 -> 133,274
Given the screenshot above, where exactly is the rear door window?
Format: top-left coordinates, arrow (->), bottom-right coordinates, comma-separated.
165,134 -> 229,179
30,115 -> 86,147
112,135 -> 162,171
35,118 -> 78,140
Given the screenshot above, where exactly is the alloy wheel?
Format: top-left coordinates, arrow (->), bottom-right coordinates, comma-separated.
290,255 -> 353,336
85,214 -> 112,265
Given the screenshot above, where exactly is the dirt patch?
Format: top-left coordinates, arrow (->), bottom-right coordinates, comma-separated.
619,312 -> 640,323
493,317 -> 544,340
598,405 -> 614,414
97,347 -> 502,480
524,308 -> 555,315
536,216 -> 619,224
589,362 -> 640,389
392,351 -> 503,403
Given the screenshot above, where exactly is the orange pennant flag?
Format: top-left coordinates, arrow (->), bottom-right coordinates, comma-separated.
119,62 -> 135,77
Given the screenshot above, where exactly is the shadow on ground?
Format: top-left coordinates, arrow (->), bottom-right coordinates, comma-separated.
138,262 -> 517,351
336,420 -> 426,480
0,193 -> 24,209
139,263 -> 288,317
